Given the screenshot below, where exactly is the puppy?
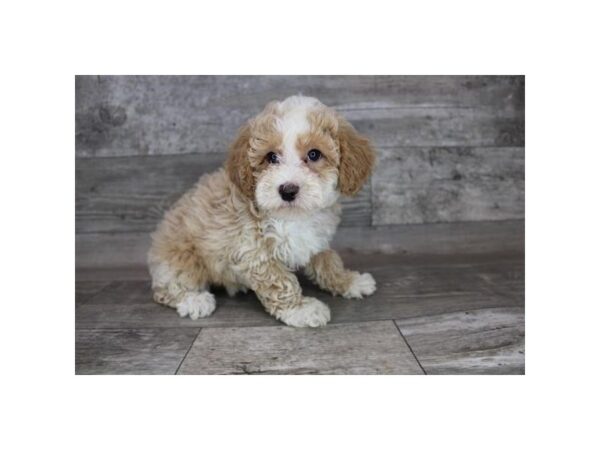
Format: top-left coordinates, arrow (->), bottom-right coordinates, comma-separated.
148,95 -> 376,327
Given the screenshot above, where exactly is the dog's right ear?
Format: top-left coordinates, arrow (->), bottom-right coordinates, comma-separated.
226,123 -> 255,198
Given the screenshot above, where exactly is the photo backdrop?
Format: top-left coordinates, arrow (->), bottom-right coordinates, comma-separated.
76,76 -> 524,267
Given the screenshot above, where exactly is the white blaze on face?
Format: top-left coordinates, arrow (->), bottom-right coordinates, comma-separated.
273,108 -> 310,185
280,110 -> 309,161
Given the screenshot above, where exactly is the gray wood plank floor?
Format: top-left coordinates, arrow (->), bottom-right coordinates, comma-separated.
75,252 -> 524,375
396,307 -> 525,374
76,328 -> 199,375
178,322 -> 423,375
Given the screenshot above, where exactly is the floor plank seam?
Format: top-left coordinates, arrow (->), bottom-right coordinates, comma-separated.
393,321 -> 427,375
175,328 -> 202,375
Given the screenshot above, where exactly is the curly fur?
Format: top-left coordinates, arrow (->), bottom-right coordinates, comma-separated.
148,95 -> 376,327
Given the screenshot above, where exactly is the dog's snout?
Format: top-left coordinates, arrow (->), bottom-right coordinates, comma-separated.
278,183 -> 299,202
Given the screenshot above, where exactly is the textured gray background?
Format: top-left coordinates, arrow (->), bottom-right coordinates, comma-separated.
75,75 -> 524,267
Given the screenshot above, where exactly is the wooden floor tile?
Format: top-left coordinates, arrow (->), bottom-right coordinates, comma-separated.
178,321 -> 423,375
75,252 -> 525,375
76,328 -> 199,375
395,307 -> 525,374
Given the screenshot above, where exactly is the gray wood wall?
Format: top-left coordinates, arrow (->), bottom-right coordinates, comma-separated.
75,76 -> 524,266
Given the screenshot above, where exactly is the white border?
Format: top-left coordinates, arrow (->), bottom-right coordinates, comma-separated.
2,1 -> 599,449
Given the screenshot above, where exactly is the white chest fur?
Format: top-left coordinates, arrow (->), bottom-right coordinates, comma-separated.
261,208 -> 340,269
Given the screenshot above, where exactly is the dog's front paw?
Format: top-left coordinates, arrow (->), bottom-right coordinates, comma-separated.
343,272 -> 376,299
278,297 -> 331,328
176,292 -> 216,320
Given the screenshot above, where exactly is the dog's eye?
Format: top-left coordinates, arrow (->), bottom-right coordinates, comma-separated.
307,149 -> 321,162
266,152 -> 279,164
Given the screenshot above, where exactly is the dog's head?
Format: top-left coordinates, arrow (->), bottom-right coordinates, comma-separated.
226,95 -> 375,216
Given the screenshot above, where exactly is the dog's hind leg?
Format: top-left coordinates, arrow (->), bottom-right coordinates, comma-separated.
149,261 -> 216,320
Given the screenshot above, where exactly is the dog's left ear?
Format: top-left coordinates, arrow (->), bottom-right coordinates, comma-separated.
337,116 -> 376,196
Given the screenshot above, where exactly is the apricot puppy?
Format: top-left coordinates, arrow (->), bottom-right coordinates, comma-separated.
148,95 -> 376,327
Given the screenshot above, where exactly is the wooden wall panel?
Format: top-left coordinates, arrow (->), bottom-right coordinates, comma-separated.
372,147 -> 524,225
75,76 -> 525,261
76,153 -> 371,234
76,75 -> 524,157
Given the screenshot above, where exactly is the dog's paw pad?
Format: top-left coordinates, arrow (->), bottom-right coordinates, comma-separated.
177,292 -> 216,320
343,272 -> 376,299
279,297 -> 331,328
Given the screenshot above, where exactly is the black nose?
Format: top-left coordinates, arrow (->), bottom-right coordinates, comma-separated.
278,183 -> 299,202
